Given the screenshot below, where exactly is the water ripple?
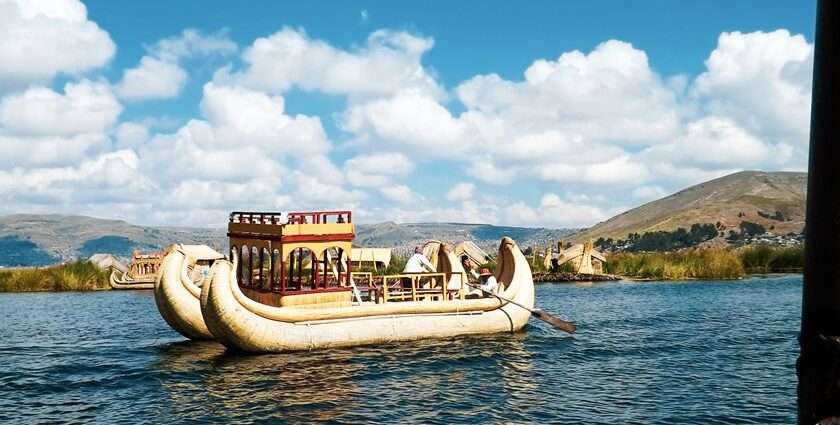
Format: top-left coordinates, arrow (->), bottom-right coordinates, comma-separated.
0,276 -> 800,423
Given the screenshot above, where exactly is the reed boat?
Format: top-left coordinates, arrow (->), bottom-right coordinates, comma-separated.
109,251 -> 164,290
195,211 -> 534,353
154,244 -> 226,340
110,269 -> 155,290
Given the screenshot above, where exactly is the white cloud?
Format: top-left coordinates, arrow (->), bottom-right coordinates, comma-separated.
0,150 -> 154,205
456,40 -> 680,146
534,155 -> 650,185
218,27 -> 440,98
0,80 -> 121,137
149,28 -> 237,61
466,158 -> 518,185
114,122 -> 150,151
632,185 -> 667,200
115,29 -> 237,101
677,117 -> 772,167
0,0 -> 115,88
445,182 -> 475,201
500,194 -> 610,228
340,89 -> 467,153
344,153 -> 414,187
693,29 -> 813,147
114,57 -> 188,101
379,184 -> 416,204
0,25 -> 817,229
198,83 -> 330,156
0,80 -> 121,167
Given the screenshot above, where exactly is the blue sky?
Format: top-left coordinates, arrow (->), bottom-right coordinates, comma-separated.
0,0 -> 817,228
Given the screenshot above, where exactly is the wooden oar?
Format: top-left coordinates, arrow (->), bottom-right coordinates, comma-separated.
467,283 -> 576,334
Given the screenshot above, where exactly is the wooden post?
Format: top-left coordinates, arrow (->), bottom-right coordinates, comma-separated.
798,1 -> 840,423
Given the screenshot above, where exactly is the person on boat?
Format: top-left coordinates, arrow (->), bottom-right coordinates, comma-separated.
461,256 -> 498,298
337,215 -> 345,223
403,246 -> 436,273
477,268 -> 499,294
461,255 -> 479,282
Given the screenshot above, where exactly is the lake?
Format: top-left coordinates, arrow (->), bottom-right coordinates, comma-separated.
0,275 -> 800,424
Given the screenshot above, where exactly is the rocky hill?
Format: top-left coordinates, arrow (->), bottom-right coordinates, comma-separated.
0,214 -> 575,267
571,171 -> 806,244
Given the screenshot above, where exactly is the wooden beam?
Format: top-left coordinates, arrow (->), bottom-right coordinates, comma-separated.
798,1 -> 840,423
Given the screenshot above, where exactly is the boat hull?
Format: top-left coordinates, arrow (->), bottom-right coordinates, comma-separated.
154,250 -> 214,340
109,270 -> 155,290
200,237 -> 535,353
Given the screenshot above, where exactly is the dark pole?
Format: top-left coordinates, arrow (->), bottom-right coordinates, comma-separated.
798,1 -> 840,423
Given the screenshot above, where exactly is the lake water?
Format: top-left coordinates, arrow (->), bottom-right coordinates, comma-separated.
0,275 -> 800,424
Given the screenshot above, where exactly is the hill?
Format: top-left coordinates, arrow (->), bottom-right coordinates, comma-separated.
0,214 -> 575,267
571,171 -> 806,245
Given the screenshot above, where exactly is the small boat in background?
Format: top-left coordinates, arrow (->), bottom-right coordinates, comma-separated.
109,251 -> 163,290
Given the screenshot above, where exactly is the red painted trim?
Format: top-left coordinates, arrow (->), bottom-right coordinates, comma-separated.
281,234 -> 354,243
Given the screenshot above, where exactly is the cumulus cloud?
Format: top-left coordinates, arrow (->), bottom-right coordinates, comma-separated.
340,89 -> 467,153
115,29 -> 237,101
693,30 -> 813,147
114,122 -> 150,151
445,182 -> 475,201
0,24 -> 817,228
0,0 -> 115,88
501,194 -> 610,228
0,150 -> 154,206
198,83 -> 330,155
0,80 -> 121,167
457,40 -> 680,146
217,27 -> 440,98
0,80 -> 121,137
344,153 -> 414,187
379,184 -> 417,204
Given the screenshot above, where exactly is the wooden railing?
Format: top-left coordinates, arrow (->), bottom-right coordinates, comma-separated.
350,272 -> 381,303
381,272 -> 460,302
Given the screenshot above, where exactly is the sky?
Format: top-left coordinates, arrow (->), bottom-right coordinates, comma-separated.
0,0 -> 818,228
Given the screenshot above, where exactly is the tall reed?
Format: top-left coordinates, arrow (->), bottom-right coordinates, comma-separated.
0,261 -> 111,292
605,249 -> 745,280
740,245 -> 804,272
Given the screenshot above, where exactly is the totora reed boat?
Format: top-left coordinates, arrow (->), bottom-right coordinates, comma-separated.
154,244 -> 225,340
110,251 -> 164,290
156,210 -> 536,353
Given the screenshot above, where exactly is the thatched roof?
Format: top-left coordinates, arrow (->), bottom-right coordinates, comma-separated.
166,244 -> 225,261
555,244 -> 607,264
88,253 -> 129,272
350,248 -> 392,264
455,241 -> 491,264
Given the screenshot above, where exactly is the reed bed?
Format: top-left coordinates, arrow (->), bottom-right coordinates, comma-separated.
740,245 -> 804,273
0,261 -> 110,292
605,249 -> 746,280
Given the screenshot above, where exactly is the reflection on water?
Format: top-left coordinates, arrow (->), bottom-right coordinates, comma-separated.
149,333 -> 538,423
0,275 -> 800,424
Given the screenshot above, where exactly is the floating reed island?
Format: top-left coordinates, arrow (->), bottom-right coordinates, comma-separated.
532,272 -> 621,282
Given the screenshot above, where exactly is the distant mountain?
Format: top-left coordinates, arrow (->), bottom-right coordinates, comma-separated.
354,222 -> 576,255
0,214 -> 575,267
0,214 -> 227,267
571,171 -> 806,244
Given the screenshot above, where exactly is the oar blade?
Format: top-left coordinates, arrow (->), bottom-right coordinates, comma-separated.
532,309 -> 576,334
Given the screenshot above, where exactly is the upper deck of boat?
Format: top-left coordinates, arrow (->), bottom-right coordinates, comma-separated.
227,211 -> 354,243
